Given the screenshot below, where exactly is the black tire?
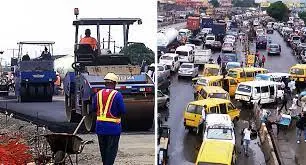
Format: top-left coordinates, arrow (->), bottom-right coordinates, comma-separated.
83,102 -> 96,132
65,94 -> 80,123
54,150 -> 65,164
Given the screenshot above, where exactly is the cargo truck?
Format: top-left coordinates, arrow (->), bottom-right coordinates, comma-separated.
187,16 -> 201,36
64,11 -> 154,131
212,22 -> 227,42
201,17 -> 213,34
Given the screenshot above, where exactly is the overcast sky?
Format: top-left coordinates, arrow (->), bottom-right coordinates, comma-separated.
0,0 -> 157,64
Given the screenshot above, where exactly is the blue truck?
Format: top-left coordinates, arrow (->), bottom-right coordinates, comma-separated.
212,22 -> 227,41
201,17 -> 213,29
14,41 -> 56,102
64,15 -> 154,132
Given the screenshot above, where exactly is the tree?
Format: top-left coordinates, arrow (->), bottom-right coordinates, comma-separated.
299,11 -> 306,22
267,1 -> 289,22
120,42 -> 155,66
209,0 -> 220,8
232,0 -> 256,7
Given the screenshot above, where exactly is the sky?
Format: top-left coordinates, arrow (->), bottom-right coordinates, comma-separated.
0,0 -> 157,64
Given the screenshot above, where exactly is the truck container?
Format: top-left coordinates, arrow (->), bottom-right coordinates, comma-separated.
212,22 -> 227,41
187,16 -> 201,35
201,17 -> 213,29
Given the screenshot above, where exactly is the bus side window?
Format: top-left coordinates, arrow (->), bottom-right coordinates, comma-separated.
200,89 -> 207,99
240,72 -> 245,78
220,103 -> 227,114
209,106 -> 218,113
246,72 -> 253,78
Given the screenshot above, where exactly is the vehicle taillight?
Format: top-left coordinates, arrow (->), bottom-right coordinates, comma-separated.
145,87 -> 152,92
139,88 -> 145,92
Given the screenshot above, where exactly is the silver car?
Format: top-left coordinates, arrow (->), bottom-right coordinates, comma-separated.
178,63 -> 199,78
222,42 -> 235,53
267,43 -> 281,56
157,63 -> 171,79
157,90 -> 170,109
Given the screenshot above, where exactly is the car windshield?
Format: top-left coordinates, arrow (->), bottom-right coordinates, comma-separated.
205,68 -> 219,76
291,68 -> 304,75
206,128 -> 233,140
227,70 -> 237,78
255,75 -> 270,80
237,84 -> 252,93
222,54 -> 237,62
206,37 -> 215,40
157,66 -> 164,71
224,43 -> 232,47
197,78 -> 208,85
179,32 -> 186,36
186,104 -> 202,114
258,36 -> 267,41
181,64 -> 193,69
209,93 -> 227,99
293,37 -> 300,40
269,45 -> 279,48
176,51 -> 188,56
227,64 -> 240,69
160,56 -> 173,60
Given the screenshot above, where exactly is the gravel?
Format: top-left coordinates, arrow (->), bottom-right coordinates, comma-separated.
0,112 -> 155,165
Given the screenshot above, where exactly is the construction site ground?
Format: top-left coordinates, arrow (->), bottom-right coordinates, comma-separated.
0,96 -> 154,165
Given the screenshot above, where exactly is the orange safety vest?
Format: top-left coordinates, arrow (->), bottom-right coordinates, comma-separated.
80,37 -> 97,49
55,75 -> 61,86
96,89 -> 121,123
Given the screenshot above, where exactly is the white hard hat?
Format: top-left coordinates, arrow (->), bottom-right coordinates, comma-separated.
104,73 -> 119,82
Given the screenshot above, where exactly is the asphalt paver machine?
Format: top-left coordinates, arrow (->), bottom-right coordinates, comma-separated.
64,9 -> 155,131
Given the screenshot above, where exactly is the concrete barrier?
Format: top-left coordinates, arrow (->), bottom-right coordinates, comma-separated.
253,103 -> 281,165
258,123 -> 280,165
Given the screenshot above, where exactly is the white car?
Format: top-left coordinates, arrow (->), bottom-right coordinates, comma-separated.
224,35 -> 236,43
222,42 -> 235,53
205,34 -> 216,46
159,53 -> 180,72
178,63 -> 198,78
203,114 -> 235,145
157,63 -> 171,79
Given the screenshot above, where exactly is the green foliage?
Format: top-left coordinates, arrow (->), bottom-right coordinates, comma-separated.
267,1 -> 289,22
120,42 -> 155,66
299,11 -> 306,22
232,0 -> 256,7
209,0 -> 220,8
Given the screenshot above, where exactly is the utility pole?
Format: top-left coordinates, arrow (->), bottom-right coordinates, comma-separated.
7,49 -> 18,58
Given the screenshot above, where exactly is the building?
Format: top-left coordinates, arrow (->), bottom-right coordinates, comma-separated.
218,0 -> 232,7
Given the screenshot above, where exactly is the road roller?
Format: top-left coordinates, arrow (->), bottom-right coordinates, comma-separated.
63,9 -> 155,132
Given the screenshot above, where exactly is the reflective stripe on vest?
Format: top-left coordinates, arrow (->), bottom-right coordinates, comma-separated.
96,89 -> 121,123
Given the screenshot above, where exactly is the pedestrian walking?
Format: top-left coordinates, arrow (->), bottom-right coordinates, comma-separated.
279,92 -> 289,113
296,112 -> 306,143
198,105 -> 207,135
261,55 -> 266,67
242,125 -> 252,156
217,55 -> 222,66
90,72 -> 126,165
290,95 -> 301,116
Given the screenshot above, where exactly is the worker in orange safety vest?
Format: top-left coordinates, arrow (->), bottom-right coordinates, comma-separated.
79,29 -> 97,50
90,72 -> 126,165
54,73 -> 61,95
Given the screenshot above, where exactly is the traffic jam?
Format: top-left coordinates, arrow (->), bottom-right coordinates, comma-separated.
157,8 -> 306,165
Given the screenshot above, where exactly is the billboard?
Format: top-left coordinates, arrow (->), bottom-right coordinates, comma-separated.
260,2 -> 270,8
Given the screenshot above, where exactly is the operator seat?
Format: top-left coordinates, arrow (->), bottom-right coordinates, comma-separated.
75,44 -> 97,64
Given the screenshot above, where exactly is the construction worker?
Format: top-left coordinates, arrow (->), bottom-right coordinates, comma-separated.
54,73 -> 61,95
91,72 -> 126,165
80,29 -> 97,50
40,47 -> 52,60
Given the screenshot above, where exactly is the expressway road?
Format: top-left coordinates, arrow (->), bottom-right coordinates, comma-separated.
160,29 -> 298,165
158,22 -> 186,31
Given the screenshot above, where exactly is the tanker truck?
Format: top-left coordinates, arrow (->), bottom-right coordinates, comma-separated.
157,28 -> 179,57
64,14 -> 154,131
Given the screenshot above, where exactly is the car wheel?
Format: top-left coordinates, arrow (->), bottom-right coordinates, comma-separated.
165,99 -> 170,109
